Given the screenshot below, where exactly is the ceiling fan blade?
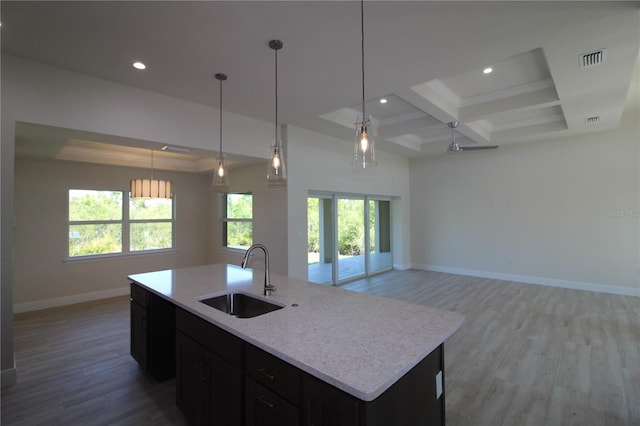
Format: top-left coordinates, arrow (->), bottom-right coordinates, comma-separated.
459,145 -> 499,151
445,121 -> 499,152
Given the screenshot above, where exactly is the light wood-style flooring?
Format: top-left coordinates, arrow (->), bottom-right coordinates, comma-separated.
2,270 -> 639,425
342,270 -> 640,426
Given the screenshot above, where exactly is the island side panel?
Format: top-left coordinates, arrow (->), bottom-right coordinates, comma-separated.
362,344 -> 445,426
130,282 -> 176,382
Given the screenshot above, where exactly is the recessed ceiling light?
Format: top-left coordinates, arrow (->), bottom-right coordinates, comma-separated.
133,61 -> 146,70
483,67 -> 493,74
379,98 -> 388,104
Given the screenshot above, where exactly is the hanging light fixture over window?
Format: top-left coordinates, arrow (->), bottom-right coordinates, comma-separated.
130,150 -> 173,198
266,39 -> 287,185
353,0 -> 376,168
213,73 -> 230,189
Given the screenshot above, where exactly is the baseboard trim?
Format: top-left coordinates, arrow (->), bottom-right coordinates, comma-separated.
393,263 -> 412,271
14,287 -> 130,313
1,365 -> 17,388
414,264 -> 640,297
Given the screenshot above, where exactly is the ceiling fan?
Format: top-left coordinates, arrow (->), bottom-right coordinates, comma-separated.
446,121 -> 499,152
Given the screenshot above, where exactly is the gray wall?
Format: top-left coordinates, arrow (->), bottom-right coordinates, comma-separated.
211,163 -> 289,276
13,159 -> 212,310
409,103 -> 640,293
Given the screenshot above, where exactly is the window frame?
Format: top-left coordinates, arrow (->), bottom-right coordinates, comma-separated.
67,189 -> 176,261
222,191 -> 253,250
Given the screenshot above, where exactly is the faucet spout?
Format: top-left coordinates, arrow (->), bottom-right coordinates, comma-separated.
241,244 -> 276,296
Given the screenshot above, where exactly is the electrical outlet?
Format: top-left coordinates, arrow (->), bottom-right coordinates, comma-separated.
435,370 -> 443,399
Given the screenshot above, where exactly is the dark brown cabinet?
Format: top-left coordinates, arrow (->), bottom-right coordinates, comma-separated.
245,378 -> 299,426
302,376 -> 360,426
245,344 -> 301,425
175,308 -> 243,426
130,294 -> 148,371
130,283 -> 175,381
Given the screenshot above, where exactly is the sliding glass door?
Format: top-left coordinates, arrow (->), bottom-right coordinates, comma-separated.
337,197 -> 365,282
308,193 -> 392,285
307,196 -> 334,284
369,199 -> 392,273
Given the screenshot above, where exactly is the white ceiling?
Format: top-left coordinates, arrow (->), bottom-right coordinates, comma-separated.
2,1 -> 639,170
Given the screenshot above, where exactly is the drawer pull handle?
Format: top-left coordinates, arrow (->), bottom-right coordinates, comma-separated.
258,368 -> 276,380
258,395 -> 276,409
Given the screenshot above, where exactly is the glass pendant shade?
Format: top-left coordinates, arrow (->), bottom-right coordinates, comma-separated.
266,39 -> 287,186
213,73 -> 229,190
353,0 -> 377,169
130,178 -> 172,198
267,141 -> 286,184
213,155 -> 229,188
353,118 -> 376,168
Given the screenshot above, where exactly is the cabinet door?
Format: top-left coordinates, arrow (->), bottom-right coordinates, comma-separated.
302,376 -> 360,426
246,378 -> 299,426
204,349 -> 243,426
176,331 -> 205,426
130,300 -> 148,371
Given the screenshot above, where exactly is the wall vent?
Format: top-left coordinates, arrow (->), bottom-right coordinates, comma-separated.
580,49 -> 607,68
586,116 -> 600,124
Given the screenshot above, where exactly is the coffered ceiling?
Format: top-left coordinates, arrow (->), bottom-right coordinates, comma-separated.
2,1 -> 639,169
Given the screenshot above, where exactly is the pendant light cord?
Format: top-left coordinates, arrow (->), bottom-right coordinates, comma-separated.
361,0 -> 365,121
275,46 -> 279,144
219,77 -> 223,155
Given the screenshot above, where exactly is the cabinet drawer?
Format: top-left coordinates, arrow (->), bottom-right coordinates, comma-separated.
246,377 -> 299,426
246,344 -> 301,405
131,283 -> 149,307
175,308 -> 243,368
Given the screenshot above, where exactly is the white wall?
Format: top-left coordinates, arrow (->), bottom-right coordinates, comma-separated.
1,55 -> 273,158
13,159 -> 213,311
286,125 -> 411,280
409,105 -> 640,295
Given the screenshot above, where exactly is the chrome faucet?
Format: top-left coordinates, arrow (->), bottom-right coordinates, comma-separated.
241,244 -> 276,296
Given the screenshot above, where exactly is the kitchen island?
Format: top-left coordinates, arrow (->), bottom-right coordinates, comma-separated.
129,263 -> 464,425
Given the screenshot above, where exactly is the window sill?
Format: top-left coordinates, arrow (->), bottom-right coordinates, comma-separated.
221,247 -> 249,256
64,248 -> 177,263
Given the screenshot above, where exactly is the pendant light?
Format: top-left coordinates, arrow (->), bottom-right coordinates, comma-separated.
266,39 -> 287,185
353,0 -> 376,168
213,73 -> 230,189
130,150 -> 173,198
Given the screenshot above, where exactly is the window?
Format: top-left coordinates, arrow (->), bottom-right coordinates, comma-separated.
223,192 -> 252,250
68,189 -> 174,258
129,197 -> 174,251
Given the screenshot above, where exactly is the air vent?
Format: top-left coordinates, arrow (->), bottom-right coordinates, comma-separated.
586,116 -> 600,124
580,49 -> 607,68
161,145 -> 191,153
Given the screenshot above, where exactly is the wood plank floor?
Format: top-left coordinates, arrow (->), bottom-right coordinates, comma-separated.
1,297 -> 188,426
2,270 -> 639,425
342,270 -> 640,426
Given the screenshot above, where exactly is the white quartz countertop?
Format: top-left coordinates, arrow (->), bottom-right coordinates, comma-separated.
128,264 -> 464,401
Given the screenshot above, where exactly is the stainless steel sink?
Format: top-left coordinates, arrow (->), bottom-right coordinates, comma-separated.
200,293 -> 283,318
